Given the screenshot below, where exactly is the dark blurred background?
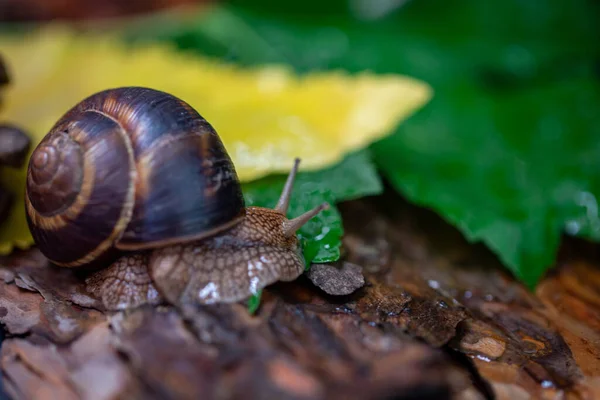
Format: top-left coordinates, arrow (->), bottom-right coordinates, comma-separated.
0,0 -> 208,21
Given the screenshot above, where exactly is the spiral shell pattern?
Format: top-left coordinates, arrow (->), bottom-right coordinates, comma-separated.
26,109 -> 136,267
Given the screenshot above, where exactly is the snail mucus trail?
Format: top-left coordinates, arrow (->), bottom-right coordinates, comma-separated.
25,86 -> 329,311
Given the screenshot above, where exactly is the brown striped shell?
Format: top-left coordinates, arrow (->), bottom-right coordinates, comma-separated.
25,87 -> 245,268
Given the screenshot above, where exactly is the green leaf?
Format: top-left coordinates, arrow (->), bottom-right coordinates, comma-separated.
247,290 -> 262,314
374,76 -> 600,287
242,150 -> 382,265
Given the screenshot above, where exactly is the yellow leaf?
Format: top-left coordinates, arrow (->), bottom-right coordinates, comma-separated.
0,24 -> 433,255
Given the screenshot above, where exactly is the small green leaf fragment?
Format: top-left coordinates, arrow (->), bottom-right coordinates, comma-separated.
247,290 -> 262,314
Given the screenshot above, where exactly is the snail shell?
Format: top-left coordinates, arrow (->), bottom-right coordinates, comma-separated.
25,87 -> 245,268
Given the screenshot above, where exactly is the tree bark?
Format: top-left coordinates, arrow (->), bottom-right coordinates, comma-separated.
0,190 -> 598,400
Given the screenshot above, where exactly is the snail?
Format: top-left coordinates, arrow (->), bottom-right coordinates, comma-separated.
25,86 -> 328,310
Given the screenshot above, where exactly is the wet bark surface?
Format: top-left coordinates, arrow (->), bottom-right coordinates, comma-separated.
0,190 -> 599,399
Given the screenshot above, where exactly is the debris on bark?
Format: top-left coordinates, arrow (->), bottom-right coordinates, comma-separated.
0,191 -> 599,400
306,261 -> 364,295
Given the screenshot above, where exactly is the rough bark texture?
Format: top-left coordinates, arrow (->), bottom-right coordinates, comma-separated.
0,191 -> 599,400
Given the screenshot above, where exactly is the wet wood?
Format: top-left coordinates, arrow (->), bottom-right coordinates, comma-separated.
0,190 -> 599,399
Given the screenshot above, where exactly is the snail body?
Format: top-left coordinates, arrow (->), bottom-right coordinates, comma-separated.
25,87 -> 327,310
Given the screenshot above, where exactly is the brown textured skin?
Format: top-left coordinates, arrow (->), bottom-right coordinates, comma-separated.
85,253 -> 162,310
150,206 -> 305,305
85,207 -> 305,310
